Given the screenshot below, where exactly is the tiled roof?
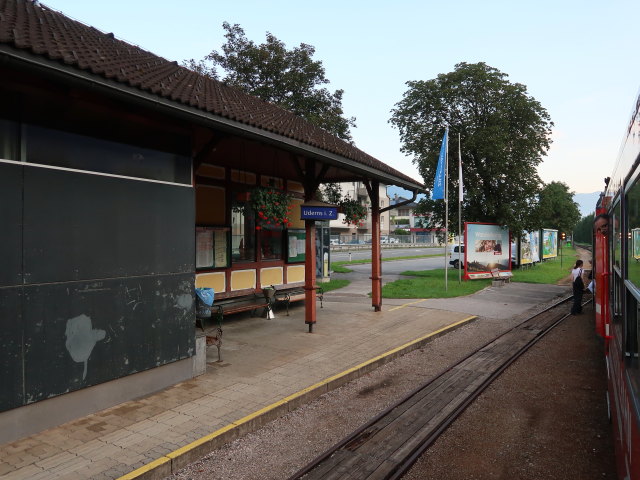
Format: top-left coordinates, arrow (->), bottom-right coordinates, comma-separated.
0,0 -> 422,189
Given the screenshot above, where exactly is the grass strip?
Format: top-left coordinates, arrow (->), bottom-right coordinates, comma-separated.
383,268 -> 492,298
510,246 -> 579,284
319,278 -> 350,292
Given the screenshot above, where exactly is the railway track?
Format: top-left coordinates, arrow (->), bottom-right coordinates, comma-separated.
289,295 -> 580,480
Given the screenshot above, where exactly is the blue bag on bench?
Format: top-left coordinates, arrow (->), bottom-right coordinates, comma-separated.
195,288 -> 215,318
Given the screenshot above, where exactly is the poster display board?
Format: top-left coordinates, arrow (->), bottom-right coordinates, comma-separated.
196,226 -> 230,269
542,229 -> 558,259
464,222 -> 511,279
520,230 -> 540,265
287,229 -> 306,263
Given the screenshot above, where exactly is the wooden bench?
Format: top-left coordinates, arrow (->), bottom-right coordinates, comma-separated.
490,268 -> 513,286
212,289 -> 271,319
272,283 -> 324,315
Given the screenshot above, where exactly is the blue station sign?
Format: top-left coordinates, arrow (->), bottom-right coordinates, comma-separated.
300,204 -> 338,221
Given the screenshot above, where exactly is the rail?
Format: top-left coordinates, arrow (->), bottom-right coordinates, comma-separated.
289,295 -> 586,480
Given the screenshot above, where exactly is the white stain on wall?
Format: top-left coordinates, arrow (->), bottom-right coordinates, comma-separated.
64,314 -> 106,380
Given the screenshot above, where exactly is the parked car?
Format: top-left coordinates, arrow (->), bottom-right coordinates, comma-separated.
449,244 -> 465,269
381,236 -> 400,244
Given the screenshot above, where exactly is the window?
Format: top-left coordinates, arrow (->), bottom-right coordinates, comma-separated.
231,190 -> 256,263
614,201 -> 622,270
628,180 -> 640,287
261,225 -> 283,260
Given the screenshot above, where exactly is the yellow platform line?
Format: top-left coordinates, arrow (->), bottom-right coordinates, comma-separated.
389,299 -> 427,311
117,314 -> 476,480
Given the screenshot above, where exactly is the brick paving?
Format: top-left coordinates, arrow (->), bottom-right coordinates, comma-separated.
0,281 -> 568,479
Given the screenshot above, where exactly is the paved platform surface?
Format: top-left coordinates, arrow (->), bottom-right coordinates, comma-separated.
0,280 -> 569,480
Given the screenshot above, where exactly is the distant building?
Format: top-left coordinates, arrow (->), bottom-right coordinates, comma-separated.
388,193 -> 442,244
388,193 -> 419,229
328,182 -> 390,239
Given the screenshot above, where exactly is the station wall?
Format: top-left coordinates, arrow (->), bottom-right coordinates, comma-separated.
0,162 -> 195,413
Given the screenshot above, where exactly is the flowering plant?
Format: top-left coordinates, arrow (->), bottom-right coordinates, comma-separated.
251,187 -> 293,228
339,196 -> 367,227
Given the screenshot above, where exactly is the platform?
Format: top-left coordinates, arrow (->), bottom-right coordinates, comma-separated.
0,282 -> 569,480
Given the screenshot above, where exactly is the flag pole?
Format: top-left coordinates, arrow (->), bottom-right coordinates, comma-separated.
458,133 -> 462,285
444,127 -> 449,291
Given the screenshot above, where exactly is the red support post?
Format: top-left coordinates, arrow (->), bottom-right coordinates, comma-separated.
304,219 -> 317,332
370,181 -> 382,311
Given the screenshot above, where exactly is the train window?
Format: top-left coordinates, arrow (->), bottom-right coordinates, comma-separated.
613,273 -> 623,321
628,179 -> 640,287
613,201 -> 622,270
626,291 -> 638,356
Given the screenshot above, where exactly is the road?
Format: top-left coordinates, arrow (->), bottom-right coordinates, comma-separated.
330,246 -> 446,262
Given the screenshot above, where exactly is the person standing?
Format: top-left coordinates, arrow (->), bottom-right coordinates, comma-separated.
571,259 -> 585,314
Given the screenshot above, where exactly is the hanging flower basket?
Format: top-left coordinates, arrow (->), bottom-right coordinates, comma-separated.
251,186 -> 293,228
339,197 -> 367,227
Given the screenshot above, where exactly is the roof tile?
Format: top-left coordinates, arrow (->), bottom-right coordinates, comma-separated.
0,0 -> 422,188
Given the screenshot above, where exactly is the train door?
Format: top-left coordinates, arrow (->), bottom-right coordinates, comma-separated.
595,204 -> 611,340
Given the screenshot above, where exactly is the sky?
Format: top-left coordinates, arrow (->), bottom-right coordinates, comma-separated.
39,0 -> 640,195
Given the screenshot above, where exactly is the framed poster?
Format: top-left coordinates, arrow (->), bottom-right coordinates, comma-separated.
196,226 -> 230,270
542,229 -> 558,259
287,229 -> 306,263
464,222 -> 511,279
520,230 -> 540,265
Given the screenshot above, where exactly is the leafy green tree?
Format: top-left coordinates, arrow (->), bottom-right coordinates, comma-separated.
318,183 -> 343,205
573,213 -> 595,244
389,62 -> 553,236
183,22 -> 355,141
536,181 -> 581,235
182,59 -> 217,79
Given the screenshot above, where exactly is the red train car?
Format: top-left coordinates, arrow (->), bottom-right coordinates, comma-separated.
595,90 -> 640,480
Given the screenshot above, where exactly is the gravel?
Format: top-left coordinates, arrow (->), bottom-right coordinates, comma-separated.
166,294 -> 615,480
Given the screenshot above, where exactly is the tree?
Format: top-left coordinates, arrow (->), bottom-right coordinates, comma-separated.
389,62 -> 553,236
573,213 -> 595,244
183,22 -> 356,141
536,181 -> 581,234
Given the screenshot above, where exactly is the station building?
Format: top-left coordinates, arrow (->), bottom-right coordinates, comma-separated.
0,0 -> 422,441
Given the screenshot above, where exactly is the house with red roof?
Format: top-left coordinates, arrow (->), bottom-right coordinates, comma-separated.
0,0 -> 422,441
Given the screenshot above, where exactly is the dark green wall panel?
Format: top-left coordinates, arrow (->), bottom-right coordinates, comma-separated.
0,163 -> 22,287
23,167 -> 194,284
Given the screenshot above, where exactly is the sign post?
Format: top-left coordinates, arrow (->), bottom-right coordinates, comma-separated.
300,201 -> 338,332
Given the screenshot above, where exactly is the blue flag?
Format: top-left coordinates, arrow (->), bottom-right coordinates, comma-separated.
432,129 -> 448,200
